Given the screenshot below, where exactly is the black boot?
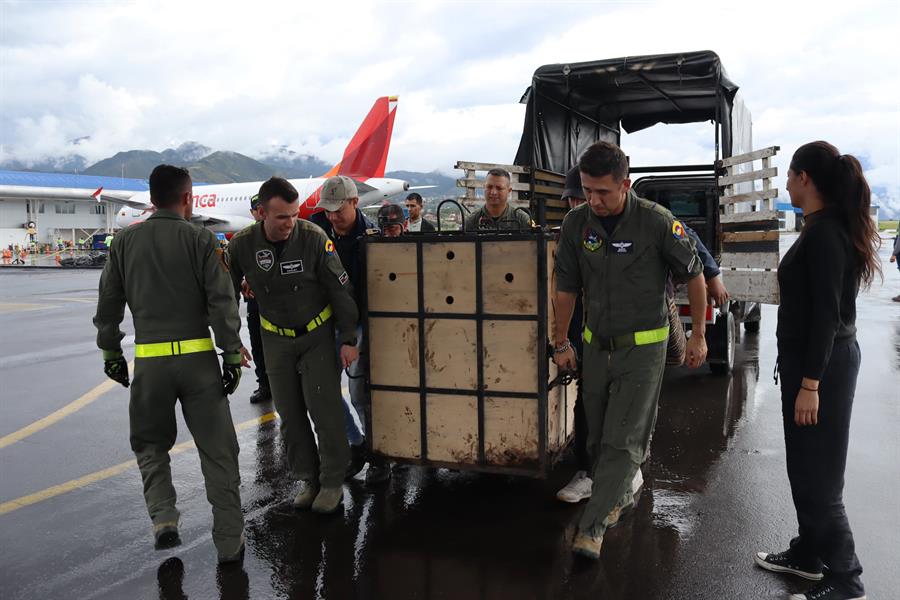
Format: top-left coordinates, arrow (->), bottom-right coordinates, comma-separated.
249,382 -> 271,404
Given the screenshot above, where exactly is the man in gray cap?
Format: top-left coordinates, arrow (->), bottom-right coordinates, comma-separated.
310,176 -> 392,484
227,176 -> 359,513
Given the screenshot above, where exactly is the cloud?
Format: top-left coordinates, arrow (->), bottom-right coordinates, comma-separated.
0,0 -> 897,214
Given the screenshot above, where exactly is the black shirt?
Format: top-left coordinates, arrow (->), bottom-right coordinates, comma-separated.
309,209 -> 378,308
776,209 -> 858,380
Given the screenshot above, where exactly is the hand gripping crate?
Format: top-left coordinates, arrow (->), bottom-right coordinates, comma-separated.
362,227 -> 576,477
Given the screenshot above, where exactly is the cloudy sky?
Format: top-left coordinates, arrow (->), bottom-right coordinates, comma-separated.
1,0 -> 899,211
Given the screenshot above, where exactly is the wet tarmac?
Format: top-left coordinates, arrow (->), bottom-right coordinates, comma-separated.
1,239 -> 898,599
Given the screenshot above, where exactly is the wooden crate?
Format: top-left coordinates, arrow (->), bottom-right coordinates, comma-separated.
716,146 -> 781,304
364,233 -> 576,477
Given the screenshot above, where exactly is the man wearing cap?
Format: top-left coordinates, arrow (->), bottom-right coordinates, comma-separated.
310,176 -> 392,484
377,203 -> 406,237
93,164 -> 248,564
552,142 -> 708,559
555,165 -> 728,506
404,193 -> 436,232
463,168 -> 532,232
227,176 -> 359,513
243,195 -> 271,404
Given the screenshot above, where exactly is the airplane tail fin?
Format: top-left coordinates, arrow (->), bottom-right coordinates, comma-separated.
323,96 -> 397,179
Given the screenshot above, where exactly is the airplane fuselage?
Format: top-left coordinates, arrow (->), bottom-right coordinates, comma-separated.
115,176 -> 409,232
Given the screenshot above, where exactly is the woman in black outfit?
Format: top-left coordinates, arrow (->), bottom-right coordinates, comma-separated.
754,142 -> 880,600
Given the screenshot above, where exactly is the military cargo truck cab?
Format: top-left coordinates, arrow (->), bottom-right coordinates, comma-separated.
513,50 -> 781,375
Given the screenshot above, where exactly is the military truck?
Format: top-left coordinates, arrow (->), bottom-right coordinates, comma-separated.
507,49 -> 780,375
362,51 -> 780,477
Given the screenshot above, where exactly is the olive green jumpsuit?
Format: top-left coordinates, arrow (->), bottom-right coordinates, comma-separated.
93,209 -> 244,557
554,191 -> 701,537
227,220 -> 358,489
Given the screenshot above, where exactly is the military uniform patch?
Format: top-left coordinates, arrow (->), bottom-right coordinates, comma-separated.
325,240 -> 335,255
256,249 -> 274,271
280,259 -> 303,275
215,248 -> 230,273
583,228 -> 602,252
338,271 -> 349,285
672,220 -> 686,240
611,241 -> 634,254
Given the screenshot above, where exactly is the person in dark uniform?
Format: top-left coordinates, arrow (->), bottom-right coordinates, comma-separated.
93,164 -> 249,564
553,142 -> 708,559
244,194 -> 271,403
463,168 -> 532,231
309,177 -> 384,482
754,142 -> 880,600
404,192 -> 436,232
228,176 -> 359,514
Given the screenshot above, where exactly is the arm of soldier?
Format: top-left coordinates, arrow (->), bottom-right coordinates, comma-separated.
200,232 -> 246,362
93,240 -> 130,387
685,273 -> 708,368
315,234 -> 360,349
661,217 -> 707,368
226,237 -> 246,304
552,215 -> 582,370
93,238 -> 127,353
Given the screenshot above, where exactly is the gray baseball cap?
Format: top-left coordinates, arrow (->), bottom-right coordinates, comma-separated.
562,165 -> 585,201
317,175 -> 359,211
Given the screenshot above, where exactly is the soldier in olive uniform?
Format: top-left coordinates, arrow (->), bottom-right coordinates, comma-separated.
463,168 -> 532,231
93,164 -> 248,564
227,176 -> 359,514
552,142 -> 709,559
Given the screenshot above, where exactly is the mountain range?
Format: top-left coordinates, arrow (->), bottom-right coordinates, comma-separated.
0,142 -> 461,198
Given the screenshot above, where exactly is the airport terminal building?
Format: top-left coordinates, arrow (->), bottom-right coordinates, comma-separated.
0,170 -> 148,247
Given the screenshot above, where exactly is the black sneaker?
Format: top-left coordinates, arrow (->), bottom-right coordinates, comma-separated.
249,384 -> 271,404
153,521 -> 181,550
789,582 -> 866,600
754,549 -> 823,581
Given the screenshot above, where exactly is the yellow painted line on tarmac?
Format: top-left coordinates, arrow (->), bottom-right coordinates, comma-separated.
0,411 -> 278,516
0,361 -> 135,450
0,302 -> 59,314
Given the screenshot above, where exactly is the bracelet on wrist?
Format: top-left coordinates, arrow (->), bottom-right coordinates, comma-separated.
800,385 -> 818,392
553,340 -> 572,354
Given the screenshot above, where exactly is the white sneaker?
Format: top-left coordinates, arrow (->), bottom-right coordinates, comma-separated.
557,470 -> 593,503
631,467 -> 644,495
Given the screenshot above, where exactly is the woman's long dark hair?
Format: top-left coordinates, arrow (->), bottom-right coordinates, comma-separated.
790,141 -> 882,288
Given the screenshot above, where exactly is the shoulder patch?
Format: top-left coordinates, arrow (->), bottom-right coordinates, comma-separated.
325,239 -> 335,255
215,248 -> 229,273
672,220 -> 686,240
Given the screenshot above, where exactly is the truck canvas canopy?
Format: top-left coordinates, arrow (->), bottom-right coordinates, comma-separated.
514,50 -> 743,173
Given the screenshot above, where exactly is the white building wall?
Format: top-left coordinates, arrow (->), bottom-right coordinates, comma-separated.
0,198 -> 110,244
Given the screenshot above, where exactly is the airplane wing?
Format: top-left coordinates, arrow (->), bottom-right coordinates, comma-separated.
353,179 -> 377,195
0,184 -> 150,209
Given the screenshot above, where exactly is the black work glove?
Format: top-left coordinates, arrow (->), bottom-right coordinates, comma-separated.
222,352 -> 242,396
102,350 -> 130,388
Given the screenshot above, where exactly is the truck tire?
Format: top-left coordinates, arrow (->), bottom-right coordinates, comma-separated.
707,311 -> 735,376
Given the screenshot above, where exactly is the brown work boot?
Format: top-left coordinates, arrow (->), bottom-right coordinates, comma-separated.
292,480 -> 319,510
572,530 -> 603,559
606,501 -> 635,528
311,486 -> 344,514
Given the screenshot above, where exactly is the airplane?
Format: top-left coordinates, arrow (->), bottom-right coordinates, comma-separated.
0,96 -> 417,235
110,96 -> 410,233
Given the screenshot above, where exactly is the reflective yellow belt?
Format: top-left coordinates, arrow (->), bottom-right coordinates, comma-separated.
260,305 -> 333,338
582,325 -> 669,351
134,337 -> 214,358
